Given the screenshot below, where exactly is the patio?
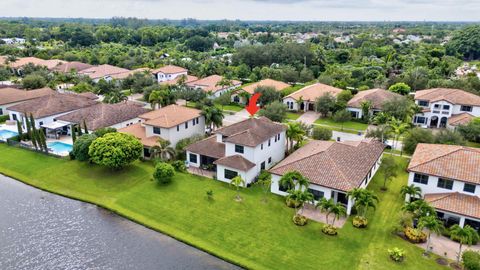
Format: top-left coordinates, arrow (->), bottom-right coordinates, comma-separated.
417,234 -> 480,260
188,167 -> 216,179
299,203 -> 347,228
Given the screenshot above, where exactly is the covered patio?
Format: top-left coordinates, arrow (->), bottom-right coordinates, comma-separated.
42,121 -> 70,140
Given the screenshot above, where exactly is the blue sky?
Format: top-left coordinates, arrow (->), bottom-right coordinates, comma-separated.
1,0 -> 479,21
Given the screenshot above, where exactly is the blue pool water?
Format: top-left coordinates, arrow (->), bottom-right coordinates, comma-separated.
0,129 -> 18,140
47,142 -> 73,155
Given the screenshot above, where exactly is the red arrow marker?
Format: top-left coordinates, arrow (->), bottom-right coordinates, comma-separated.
246,93 -> 261,116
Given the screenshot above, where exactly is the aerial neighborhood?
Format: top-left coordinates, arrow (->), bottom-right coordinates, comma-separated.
0,18 -> 480,270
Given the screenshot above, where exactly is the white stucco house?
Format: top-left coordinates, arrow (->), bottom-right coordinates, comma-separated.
283,83 -> 343,112
186,117 -> 286,186
270,139 -> 385,215
119,104 -> 205,158
346,88 -> 402,119
151,65 -> 189,83
407,143 -> 480,229
0,87 -> 54,116
412,88 -> 480,129
186,75 -> 241,98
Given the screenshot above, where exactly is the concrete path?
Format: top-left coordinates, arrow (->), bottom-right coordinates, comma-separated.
297,111 -> 321,125
417,234 -> 480,260
223,109 -> 250,126
300,204 -> 347,228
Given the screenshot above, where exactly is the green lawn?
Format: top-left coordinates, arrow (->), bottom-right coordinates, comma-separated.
466,141 -> 480,148
186,101 -> 243,112
315,117 -> 369,131
0,145 -> 447,270
286,112 -> 301,121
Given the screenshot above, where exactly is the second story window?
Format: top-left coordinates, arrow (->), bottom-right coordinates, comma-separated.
413,173 -> 428,185
418,100 -> 429,107
235,145 -> 244,154
437,178 -> 453,190
461,105 -> 473,112
464,183 -> 476,194
153,127 -> 161,135
442,105 -> 450,110
192,119 -> 196,126
261,144 -> 263,150
196,118 -> 199,124
268,139 -> 271,146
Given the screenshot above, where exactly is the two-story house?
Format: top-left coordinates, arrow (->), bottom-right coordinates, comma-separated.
270,139 -> 384,215
151,65 -> 189,83
412,88 -> 480,129
186,117 -> 286,185
407,143 -> 480,229
119,104 -> 205,158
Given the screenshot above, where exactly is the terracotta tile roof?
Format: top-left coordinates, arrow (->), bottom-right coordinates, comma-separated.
216,117 -> 286,147
42,59 -> 67,70
186,136 -> 226,159
285,83 -> 343,102
448,113 -> 475,127
408,144 -> 480,184
187,75 -> 241,93
9,57 -> 48,69
0,87 -> 55,105
347,88 -> 402,109
425,192 -> 480,220
119,123 -> 159,147
270,139 -> 385,192
414,88 -> 480,107
109,68 -> 151,80
214,155 -> 256,171
160,75 -> 198,86
52,61 -> 94,73
6,93 -> 98,118
78,92 -> 99,100
151,65 -> 187,74
56,102 -> 149,130
242,79 -> 290,94
141,104 -> 201,128
78,64 -> 130,80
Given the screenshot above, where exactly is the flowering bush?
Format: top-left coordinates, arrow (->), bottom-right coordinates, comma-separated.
292,214 -> 308,226
404,227 -> 427,243
322,224 -> 338,236
285,197 -> 301,208
352,216 -> 368,228
388,247 -> 406,262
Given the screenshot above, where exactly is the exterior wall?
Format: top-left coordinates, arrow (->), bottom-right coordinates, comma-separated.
347,107 -> 362,119
186,151 -> 200,168
283,97 -> 299,111
216,164 -> 257,185
1,101 -> 30,116
9,110 -> 80,129
407,172 -> 480,197
156,71 -> 188,83
144,116 -> 205,147
414,99 -> 480,128
109,117 -> 143,130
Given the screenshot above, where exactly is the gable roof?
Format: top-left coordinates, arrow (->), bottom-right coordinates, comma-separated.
160,75 -> 199,86
0,87 -> 55,105
8,57 -> 48,69
141,104 -> 201,128
242,79 -> 290,94
408,143 -> 480,184
42,59 -> 67,70
347,88 -> 402,109
414,88 -> 480,107
216,117 -> 286,147
56,102 -> 149,130
285,83 -> 343,102
6,93 -> 98,118
52,61 -> 94,73
270,139 -> 385,192
119,123 -> 159,147
425,192 -> 480,220
78,64 -> 130,80
214,155 -> 256,171
186,75 -> 241,93
151,65 -> 187,74
109,68 -> 151,80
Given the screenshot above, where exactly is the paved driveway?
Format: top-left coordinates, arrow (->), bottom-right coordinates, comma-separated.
297,111 -> 321,125
223,109 -> 250,126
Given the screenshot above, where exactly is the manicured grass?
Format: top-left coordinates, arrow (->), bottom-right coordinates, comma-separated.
0,145 -> 447,270
186,101 -> 243,112
315,117 -> 369,131
286,112 -> 301,120
466,141 -> 480,148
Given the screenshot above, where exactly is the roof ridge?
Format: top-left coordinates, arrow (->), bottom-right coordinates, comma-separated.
427,192 -> 456,203
409,145 -> 463,171
272,142 -> 334,171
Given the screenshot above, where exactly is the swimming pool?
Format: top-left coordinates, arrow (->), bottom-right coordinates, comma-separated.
0,129 -> 18,141
47,142 -> 73,155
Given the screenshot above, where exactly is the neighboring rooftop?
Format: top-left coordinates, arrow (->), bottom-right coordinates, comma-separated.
270,139 -> 385,191
347,88 -> 402,109
7,93 -> 98,118
216,117 -> 286,147
242,79 -> 290,94
285,83 -> 343,102
78,64 -> 130,80
425,192 -> 480,220
109,68 -> 150,80
0,87 -> 55,105
160,75 -> 199,86
408,143 -> 480,185
414,88 -> 480,106
151,65 -> 187,74
187,75 -> 241,93
448,113 -> 475,127
56,102 -> 149,130
8,57 -> 47,69
52,61 -> 94,73
214,155 -> 256,171
42,59 -> 67,70
119,123 -> 158,147
140,104 -> 201,128
186,136 -> 226,159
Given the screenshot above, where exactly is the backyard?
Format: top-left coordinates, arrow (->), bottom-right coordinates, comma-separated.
0,144 -> 448,270
315,117 -> 369,131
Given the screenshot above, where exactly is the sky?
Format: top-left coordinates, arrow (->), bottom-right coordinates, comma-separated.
1,0 -> 479,21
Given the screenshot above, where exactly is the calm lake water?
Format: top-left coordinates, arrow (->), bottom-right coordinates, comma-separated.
0,174 -> 240,270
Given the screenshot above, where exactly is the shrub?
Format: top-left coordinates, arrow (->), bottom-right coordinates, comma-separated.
153,162 -> 175,184
206,190 -> 214,200
312,126 -> 332,140
93,127 -> 117,137
72,134 -> 97,162
404,227 -> 427,243
451,229 -> 480,245
352,216 -> 368,228
172,160 -> 186,172
388,247 -> 406,262
322,224 -> 338,236
0,115 -> 9,123
88,133 -> 143,170
286,197 -> 301,208
463,250 -> 480,270
292,214 -> 308,226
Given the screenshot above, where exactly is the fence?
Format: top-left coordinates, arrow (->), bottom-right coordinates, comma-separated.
4,138 -> 65,158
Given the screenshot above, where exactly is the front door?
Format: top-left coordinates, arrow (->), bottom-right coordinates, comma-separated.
429,116 -> 439,128
440,117 -> 448,128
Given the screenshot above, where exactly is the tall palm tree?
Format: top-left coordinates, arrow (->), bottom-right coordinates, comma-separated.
279,171 -> 308,191
316,197 -> 335,224
149,90 -> 164,109
347,188 -> 378,218
388,117 -> 409,154
201,106 -> 224,134
230,175 -> 245,201
450,225 -> 479,263
104,89 -> 127,104
150,139 -> 176,161
402,199 -> 436,227
288,189 -> 314,215
329,203 -> 347,227
360,100 -> 372,122
286,122 -> 306,153
400,184 -> 422,202
418,215 -> 444,254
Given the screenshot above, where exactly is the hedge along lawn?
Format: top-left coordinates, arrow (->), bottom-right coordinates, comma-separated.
0,145 -> 447,270
315,117 -> 369,131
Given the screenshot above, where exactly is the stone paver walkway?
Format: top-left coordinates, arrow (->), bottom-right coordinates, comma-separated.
299,204 -> 347,228
417,234 -> 480,260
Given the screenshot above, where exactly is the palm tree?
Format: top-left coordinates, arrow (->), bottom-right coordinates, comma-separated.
360,100 -> 372,122
347,188 -> 378,218
329,203 -> 347,227
201,106 -> 224,134
150,139 -> 176,161
230,175 -> 245,201
388,117 -> 409,154
315,197 -> 335,224
400,184 -> 422,202
286,122 -> 306,153
402,199 -> 436,227
418,215 -> 444,254
149,90 -> 164,109
288,189 -> 314,215
215,77 -> 233,91
279,171 -> 308,191
104,90 -> 127,104
450,224 -> 479,263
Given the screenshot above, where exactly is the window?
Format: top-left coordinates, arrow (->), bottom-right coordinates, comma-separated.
235,145 -> 244,154
437,178 -> 453,190
192,119 -> 196,126
224,169 -> 238,180
12,114 -> 17,121
274,135 -> 277,142
189,153 -> 197,163
464,183 -> 476,194
413,173 -> 429,185
277,134 -> 280,140
414,116 -> 427,124
39,121 -> 43,126
434,104 -> 440,109
461,105 -> 473,112
268,157 -> 272,164
261,144 -> 263,150
268,139 -> 271,146
0,108 -> 3,115
185,122 -> 188,129
153,127 -> 161,134
442,105 -> 450,110
196,118 -> 199,124
308,189 -> 324,201
177,125 -> 179,132
418,100 -> 429,107
261,162 -> 265,170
